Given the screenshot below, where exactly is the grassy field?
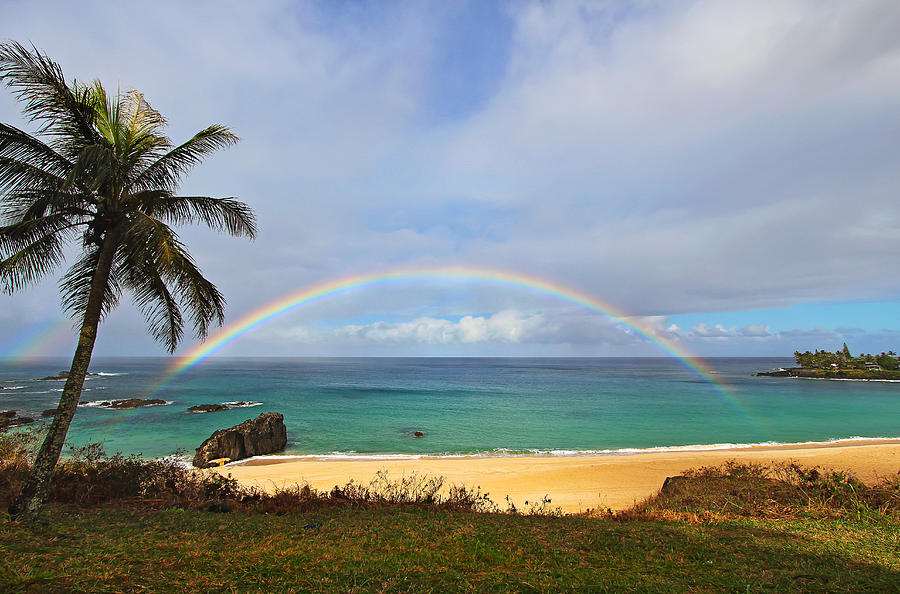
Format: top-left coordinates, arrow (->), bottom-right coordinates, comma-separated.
2,504 -> 899,592
1,433 -> 898,591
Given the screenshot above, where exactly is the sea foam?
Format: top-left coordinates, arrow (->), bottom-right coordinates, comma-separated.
224,436 -> 900,465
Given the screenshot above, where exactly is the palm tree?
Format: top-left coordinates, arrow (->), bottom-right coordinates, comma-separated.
0,42 -> 257,520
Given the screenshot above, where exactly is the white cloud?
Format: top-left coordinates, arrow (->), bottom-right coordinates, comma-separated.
299,310 -> 547,345
738,324 -> 772,337
691,323 -> 732,338
2,1 -> 900,357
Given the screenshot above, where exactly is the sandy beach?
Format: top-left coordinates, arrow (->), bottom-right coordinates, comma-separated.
210,439 -> 900,513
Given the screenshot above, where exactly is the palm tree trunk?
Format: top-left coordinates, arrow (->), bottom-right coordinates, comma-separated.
9,228 -> 120,521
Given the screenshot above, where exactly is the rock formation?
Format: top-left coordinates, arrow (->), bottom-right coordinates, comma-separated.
660,475 -> 688,495
98,398 -> 167,409
37,370 -> 100,381
193,412 -> 287,468
0,411 -> 36,431
187,404 -> 229,413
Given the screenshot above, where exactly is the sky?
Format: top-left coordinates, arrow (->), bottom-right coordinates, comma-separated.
1,0 -> 899,359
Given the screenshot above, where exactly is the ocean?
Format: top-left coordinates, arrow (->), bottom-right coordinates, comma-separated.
1,357 -> 898,460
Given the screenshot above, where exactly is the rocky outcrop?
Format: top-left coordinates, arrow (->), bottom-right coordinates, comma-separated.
37,370 -> 100,381
41,408 -> 59,417
98,398 -> 168,409
660,475 -> 689,495
756,368 -> 820,378
188,404 -> 229,413
193,412 -> 287,468
756,367 -> 900,380
5,417 -> 35,428
0,411 -> 36,431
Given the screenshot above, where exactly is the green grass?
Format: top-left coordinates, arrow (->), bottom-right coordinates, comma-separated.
1,505 -> 898,592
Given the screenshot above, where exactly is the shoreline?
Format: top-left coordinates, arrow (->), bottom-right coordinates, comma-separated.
210,439 -> 900,514
226,436 -> 900,464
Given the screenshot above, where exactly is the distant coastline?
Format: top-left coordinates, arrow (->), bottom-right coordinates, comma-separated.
760,345 -> 900,381
757,367 -> 900,381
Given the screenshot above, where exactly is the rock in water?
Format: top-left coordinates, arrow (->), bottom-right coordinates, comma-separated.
41,408 -> 59,417
1,413 -> 36,430
187,404 -> 230,413
104,398 -> 167,409
193,412 -> 287,468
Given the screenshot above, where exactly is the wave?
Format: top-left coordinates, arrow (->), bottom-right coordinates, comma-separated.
791,377 -> 900,383
222,436 -> 900,465
223,401 -> 263,408
94,372 -> 126,376
79,400 -> 173,409
326,386 -> 431,395
157,454 -> 193,469
0,386 -> 25,390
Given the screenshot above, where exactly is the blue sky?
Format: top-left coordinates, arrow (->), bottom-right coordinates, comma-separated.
1,0 -> 899,359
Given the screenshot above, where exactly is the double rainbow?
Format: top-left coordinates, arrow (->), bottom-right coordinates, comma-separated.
158,266 -> 757,424
0,318 -> 72,361
172,266 -> 696,371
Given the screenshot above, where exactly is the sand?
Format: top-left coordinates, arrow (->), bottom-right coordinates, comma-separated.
209,440 -> 900,513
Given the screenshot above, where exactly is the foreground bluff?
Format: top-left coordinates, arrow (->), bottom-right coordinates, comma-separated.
193,412 -> 287,468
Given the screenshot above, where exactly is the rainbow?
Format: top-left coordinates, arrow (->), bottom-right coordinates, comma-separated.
155,266 -> 760,424
0,318 -> 72,361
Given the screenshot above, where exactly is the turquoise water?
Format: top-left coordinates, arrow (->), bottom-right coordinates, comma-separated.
1,357 -> 898,459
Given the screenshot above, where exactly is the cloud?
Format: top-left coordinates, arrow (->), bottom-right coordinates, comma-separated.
738,324 -> 772,337
2,1 -> 899,357
779,327 -> 837,339
335,310 -> 544,344
691,323 -> 732,338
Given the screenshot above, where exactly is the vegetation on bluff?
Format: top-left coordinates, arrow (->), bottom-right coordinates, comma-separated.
794,343 -> 899,371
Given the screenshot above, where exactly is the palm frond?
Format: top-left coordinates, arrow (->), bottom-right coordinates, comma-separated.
129,125 -> 238,192
138,194 -> 257,238
2,41 -> 252,353
120,253 -> 184,352
58,246 -> 121,321
0,212 -> 81,254
118,212 -> 226,342
0,189 -> 92,227
0,123 -> 73,189
0,231 -> 65,293
0,41 -> 101,148
68,143 -> 117,196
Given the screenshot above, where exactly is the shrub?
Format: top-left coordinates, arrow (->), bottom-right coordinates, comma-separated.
622,461 -> 900,522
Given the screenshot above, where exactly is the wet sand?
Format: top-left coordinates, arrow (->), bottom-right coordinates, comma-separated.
208,440 -> 900,513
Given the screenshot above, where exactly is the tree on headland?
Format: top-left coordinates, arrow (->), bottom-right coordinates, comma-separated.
0,42 -> 257,520
794,346 -> 900,371
841,342 -> 852,360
